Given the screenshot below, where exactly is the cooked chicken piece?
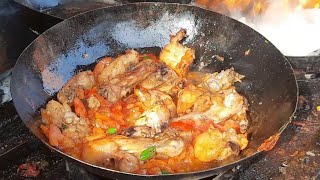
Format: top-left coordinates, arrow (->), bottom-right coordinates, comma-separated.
110,135 -> 154,155
62,112 -> 91,141
122,104 -> 172,137
122,125 -> 156,138
186,71 -> 206,85
217,128 -> 249,160
116,153 -> 140,173
98,59 -> 157,103
116,89 -> 176,138
120,129 -> 186,159
192,87 -> 238,113
177,68 -> 245,117
97,49 -> 140,84
134,103 -> 170,134
81,138 -> 120,166
135,89 -> 176,118
41,100 -> 71,127
177,85 -> 230,116
86,96 -> 100,110
139,63 -> 183,95
81,136 -> 152,168
156,126 -> 193,144
200,68 -> 244,93
159,29 -> 195,78
193,128 -> 226,162
194,126 -> 249,162
93,57 -> 113,80
192,92 -> 216,113
224,129 -> 242,151
41,99 -> 90,147
156,76 -> 185,96
41,122 -> 79,149
231,108 -> 249,133
174,89 -> 248,124
82,134 -> 185,172
57,71 -> 95,105
177,84 -> 206,115
154,137 -> 185,159
45,123 -> 84,150
139,63 -> 170,89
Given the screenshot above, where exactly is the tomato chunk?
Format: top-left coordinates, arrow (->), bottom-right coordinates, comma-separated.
74,97 -> 87,118
170,121 -> 195,131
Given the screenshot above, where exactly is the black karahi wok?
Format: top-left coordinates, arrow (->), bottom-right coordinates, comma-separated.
11,3 -> 298,179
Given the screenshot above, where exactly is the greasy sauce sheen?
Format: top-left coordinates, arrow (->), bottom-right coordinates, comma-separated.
40,29 -> 249,175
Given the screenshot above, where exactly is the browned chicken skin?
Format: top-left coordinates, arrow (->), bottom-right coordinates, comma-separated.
98,59 -> 157,103
139,63 -> 183,96
97,49 -> 140,84
57,71 -> 95,105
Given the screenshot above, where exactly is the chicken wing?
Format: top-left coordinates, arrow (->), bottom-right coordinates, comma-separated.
98,59 -> 157,103
174,89 -> 248,124
81,135 -> 185,172
200,68 -> 245,93
97,49 -> 140,84
159,29 -> 195,78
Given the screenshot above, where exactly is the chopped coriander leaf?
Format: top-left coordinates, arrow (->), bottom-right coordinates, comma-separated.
143,55 -> 150,60
107,127 -> 117,134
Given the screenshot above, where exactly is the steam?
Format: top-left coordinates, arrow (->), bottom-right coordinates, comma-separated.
236,1 -> 320,56
194,0 -> 320,56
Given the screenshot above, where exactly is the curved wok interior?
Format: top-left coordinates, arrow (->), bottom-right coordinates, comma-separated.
11,3 -> 297,179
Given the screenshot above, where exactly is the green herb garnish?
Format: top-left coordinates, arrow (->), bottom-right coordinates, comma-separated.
161,170 -> 171,175
140,146 -> 156,161
143,55 -> 150,60
106,127 -> 117,135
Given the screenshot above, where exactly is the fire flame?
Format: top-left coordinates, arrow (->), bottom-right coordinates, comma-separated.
299,0 -> 320,9
196,0 -> 320,16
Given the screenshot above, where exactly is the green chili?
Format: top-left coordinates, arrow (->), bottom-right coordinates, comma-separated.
140,146 -> 156,161
106,127 -> 117,135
